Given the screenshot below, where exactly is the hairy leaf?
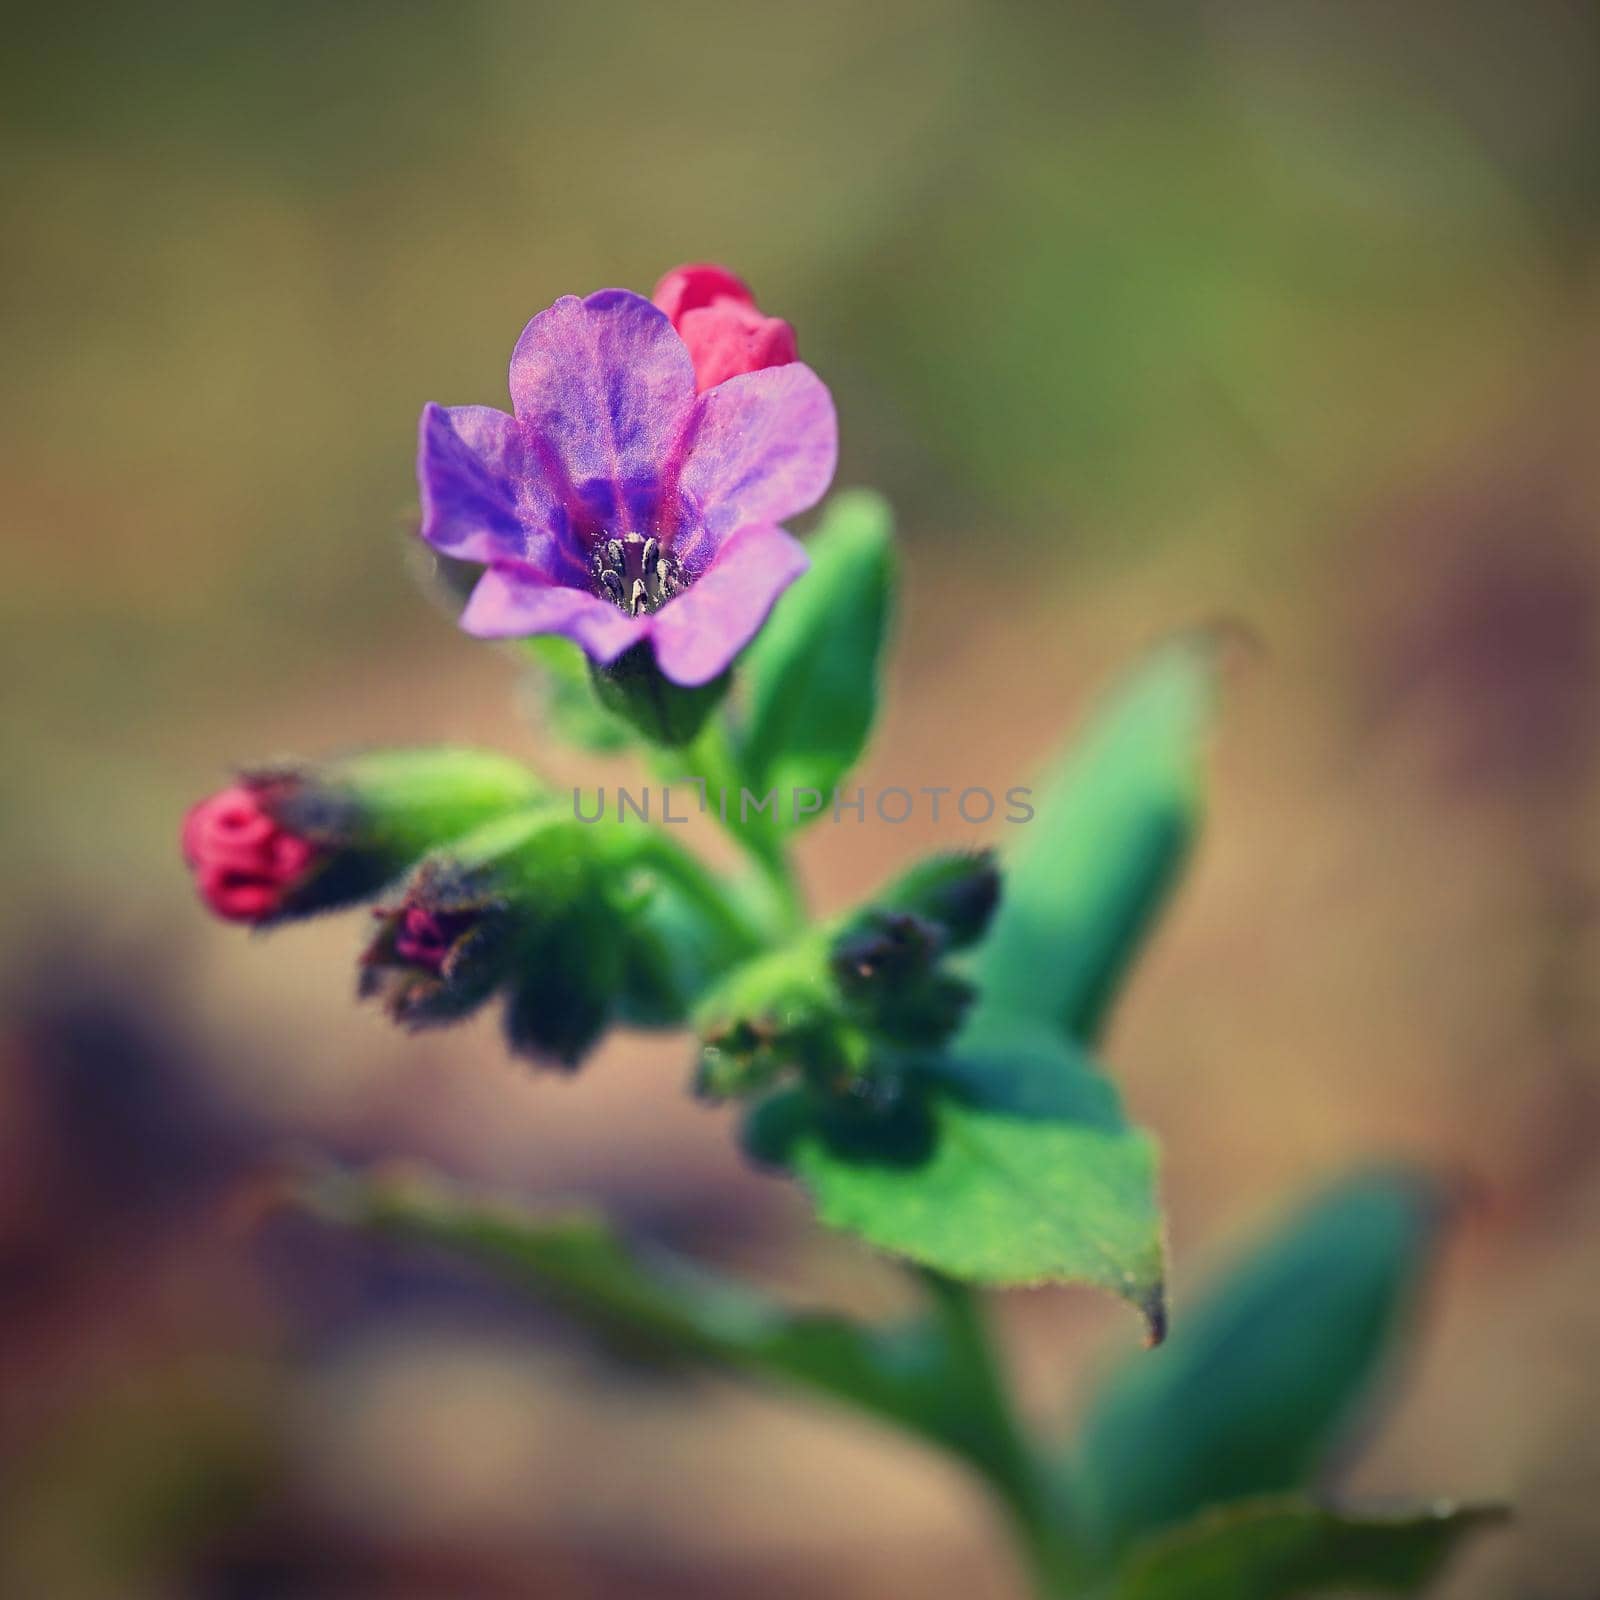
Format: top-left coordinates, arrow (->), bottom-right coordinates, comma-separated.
972,633 -> 1219,1047
1071,1171 -> 1446,1555
298,1163 -> 976,1448
785,1045 -> 1166,1337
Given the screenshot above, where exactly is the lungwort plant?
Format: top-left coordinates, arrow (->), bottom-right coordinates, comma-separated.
184,264 -> 1503,1598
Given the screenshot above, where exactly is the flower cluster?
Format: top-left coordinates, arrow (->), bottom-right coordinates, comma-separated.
181,261 -> 832,1068
694,852 -> 1001,1106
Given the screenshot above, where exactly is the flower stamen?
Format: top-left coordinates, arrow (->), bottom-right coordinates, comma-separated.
591,532 -> 687,616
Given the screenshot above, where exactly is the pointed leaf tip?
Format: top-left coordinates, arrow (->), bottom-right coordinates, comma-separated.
785,1046 -> 1167,1330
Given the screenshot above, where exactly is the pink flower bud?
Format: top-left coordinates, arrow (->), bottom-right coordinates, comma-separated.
392,906 -> 479,973
359,883 -> 510,1029
652,262 -> 799,393
180,783 -> 318,923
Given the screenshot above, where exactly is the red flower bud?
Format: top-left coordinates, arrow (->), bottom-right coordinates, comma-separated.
180,783 -> 318,923
652,262 -> 799,393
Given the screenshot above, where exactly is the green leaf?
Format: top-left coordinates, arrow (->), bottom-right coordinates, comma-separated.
971,632 -> 1219,1047
785,1044 -> 1167,1336
1070,1172 -> 1445,1556
294,1163 -> 1030,1478
1109,1497 -> 1505,1600
739,490 -> 895,822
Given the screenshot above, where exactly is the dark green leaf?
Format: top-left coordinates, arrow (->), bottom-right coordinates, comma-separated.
1110,1496 -> 1505,1600
786,1045 -> 1166,1336
1071,1172 -> 1446,1556
739,490 -> 895,822
295,1164 -> 1010,1466
971,633 -> 1219,1047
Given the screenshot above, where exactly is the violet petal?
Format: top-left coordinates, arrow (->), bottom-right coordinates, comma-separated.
459,564 -> 651,663
672,363 -> 837,570
650,523 -> 810,686
508,290 -> 697,536
416,404 -> 528,563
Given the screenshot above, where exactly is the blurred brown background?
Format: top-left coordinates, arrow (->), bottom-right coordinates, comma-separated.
4,1 -> 1600,1595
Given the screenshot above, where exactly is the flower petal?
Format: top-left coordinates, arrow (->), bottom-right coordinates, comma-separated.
652,262 -> 755,322
459,564 -> 650,664
508,290 -> 697,536
672,364 -> 837,569
416,403 -> 530,563
678,303 -> 798,393
650,523 -> 810,686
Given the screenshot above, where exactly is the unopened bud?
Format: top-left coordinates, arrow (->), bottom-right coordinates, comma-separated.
180,782 -> 320,924
652,262 -> 799,393
830,910 -> 975,1048
359,810 -> 629,1071
692,935 -> 864,1100
360,890 -> 517,1028
182,747 -> 546,927
872,850 -> 1001,950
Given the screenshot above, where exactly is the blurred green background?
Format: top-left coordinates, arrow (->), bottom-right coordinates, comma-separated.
4,1 -> 1599,1595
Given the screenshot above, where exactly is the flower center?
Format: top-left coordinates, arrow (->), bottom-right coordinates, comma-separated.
590,534 -> 686,616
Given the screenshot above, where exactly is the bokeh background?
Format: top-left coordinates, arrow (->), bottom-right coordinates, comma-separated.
5,1 -> 1600,1594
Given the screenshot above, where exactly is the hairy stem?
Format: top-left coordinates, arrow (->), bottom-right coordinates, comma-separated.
676,715 -> 805,934
921,1274 -> 1086,1598
619,828 -> 769,959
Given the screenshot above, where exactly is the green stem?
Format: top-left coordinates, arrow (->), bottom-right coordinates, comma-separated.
620,829 -> 768,960
742,828 -> 804,937
921,1274 -> 1086,1598
676,716 -> 805,934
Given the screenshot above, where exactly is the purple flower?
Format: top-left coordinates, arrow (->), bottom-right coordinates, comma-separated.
417,288 -> 837,686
